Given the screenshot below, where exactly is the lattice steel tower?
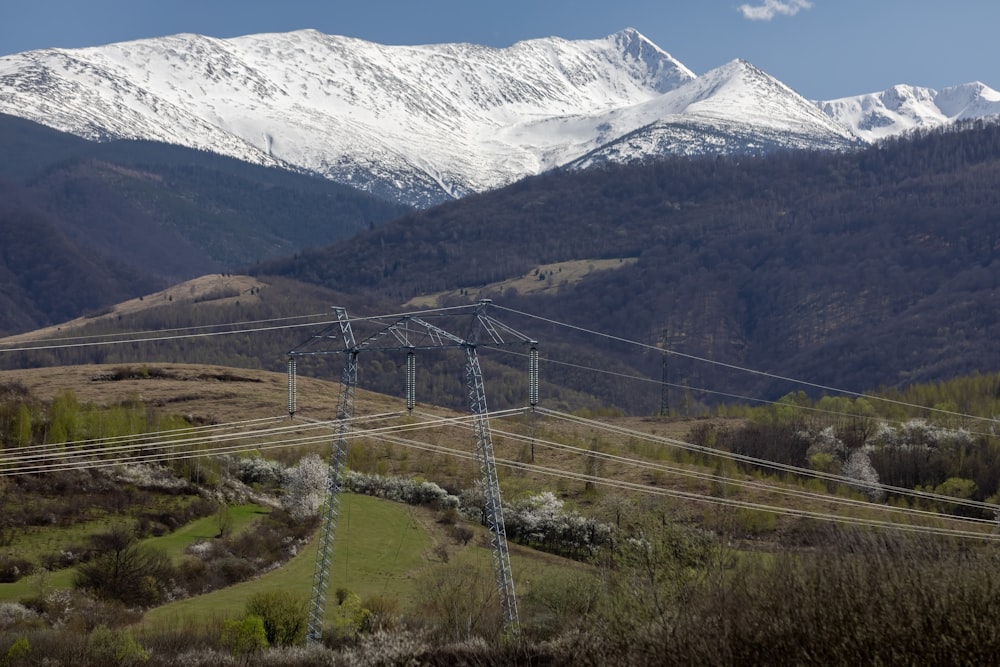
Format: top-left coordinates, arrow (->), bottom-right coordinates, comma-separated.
288,301 -> 536,641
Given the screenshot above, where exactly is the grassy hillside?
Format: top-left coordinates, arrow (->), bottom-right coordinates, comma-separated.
3,360 -> 1000,664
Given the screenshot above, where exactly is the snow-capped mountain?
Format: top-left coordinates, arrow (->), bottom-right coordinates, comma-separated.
571,59 -> 860,168
1,28 -> 997,207
819,82 -> 1000,142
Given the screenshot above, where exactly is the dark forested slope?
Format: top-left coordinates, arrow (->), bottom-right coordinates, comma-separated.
0,179 -> 157,334
259,122 -> 1000,405
0,114 -> 411,334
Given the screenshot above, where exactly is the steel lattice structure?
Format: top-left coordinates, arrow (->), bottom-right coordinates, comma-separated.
289,307 -> 357,642
288,301 -> 536,640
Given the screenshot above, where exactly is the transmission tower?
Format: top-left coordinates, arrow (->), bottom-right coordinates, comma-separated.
288,301 -> 536,640
287,307 -> 356,642
659,328 -> 669,417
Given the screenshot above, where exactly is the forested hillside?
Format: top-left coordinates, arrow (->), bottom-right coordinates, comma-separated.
0,114 -> 410,334
4,117 -> 999,409
0,179 -> 158,334
259,121 -> 1000,404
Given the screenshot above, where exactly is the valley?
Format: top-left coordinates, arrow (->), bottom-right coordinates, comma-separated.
0,25 -> 999,665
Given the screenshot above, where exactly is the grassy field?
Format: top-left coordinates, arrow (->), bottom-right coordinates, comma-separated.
141,492 -> 587,632
143,503 -> 268,557
0,504 -> 267,603
142,493 -> 433,628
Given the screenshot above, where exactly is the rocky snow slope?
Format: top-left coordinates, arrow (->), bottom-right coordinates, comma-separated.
1,28 -> 998,206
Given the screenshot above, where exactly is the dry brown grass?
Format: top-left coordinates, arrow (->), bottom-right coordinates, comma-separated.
406,258 -> 637,308
0,274 -> 269,344
0,362 -> 423,424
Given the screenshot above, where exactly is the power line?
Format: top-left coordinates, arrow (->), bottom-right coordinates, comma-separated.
537,408 -> 1000,515
417,408 -> 998,526
0,312 -> 333,347
3,406 -> 996,540
5,301 -> 998,429
494,304 -> 1000,427
493,346 -> 1000,442
361,425 -> 1000,542
0,319 -> 335,353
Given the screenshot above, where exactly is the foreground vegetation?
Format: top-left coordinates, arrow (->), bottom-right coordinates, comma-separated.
2,366 -> 1000,664
2,515 -> 998,665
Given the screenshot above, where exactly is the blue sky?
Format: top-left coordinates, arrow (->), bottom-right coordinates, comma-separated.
1,0 -> 997,100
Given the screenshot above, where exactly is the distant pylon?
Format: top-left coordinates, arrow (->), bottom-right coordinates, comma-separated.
659,328 -> 669,417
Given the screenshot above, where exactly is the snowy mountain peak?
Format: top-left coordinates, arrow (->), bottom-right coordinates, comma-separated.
818,81 -> 1000,141
656,58 -> 853,139
567,57 -> 859,169
607,27 -> 696,93
0,28 -> 706,206
934,81 -> 1000,119
0,29 -> 996,207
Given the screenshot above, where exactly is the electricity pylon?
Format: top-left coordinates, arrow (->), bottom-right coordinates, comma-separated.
288,301 -> 536,640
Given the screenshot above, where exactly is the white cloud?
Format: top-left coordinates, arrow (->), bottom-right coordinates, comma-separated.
738,0 -> 814,21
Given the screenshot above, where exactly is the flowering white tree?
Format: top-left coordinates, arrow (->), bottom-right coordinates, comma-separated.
504,491 -> 614,558
842,449 -> 884,502
281,454 -> 329,520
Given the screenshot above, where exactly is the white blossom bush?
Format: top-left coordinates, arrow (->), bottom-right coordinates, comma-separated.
110,463 -> 190,491
281,453 -> 329,520
185,539 -> 216,560
868,421 -> 904,448
504,491 -> 614,559
803,426 -> 847,460
230,455 -> 286,487
803,426 -> 845,475
869,419 -> 972,451
0,602 -> 37,630
842,449 -> 884,501
343,470 -> 460,510
798,418 -> 987,505
334,630 -> 431,667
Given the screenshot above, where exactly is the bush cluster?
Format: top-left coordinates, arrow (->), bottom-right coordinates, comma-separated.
503,492 -> 614,559
342,470 -> 460,510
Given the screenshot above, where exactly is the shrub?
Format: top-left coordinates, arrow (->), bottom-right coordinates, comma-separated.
86,625 -> 149,666
230,455 -> 286,487
281,454 -> 328,520
503,491 -> 614,559
0,556 -> 34,583
331,589 -> 371,643
417,565 -> 502,641
220,614 -> 268,661
205,556 -> 256,587
73,525 -> 175,607
4,636 -> 30,664
344,471 -> 460,509
0,603 -> 38,631
361,595 -> 401,634
447,524 -> 474,546
244,591 -> 307,647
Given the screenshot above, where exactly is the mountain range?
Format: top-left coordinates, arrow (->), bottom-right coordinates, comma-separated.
1,28 -> 999,409
2,28 -> 999,207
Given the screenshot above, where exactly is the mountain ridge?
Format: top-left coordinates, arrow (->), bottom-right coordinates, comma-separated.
5,28 -> 994,207
821,81 -> 1000,142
